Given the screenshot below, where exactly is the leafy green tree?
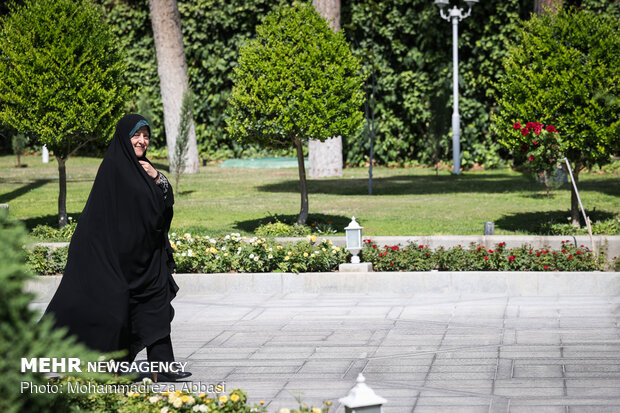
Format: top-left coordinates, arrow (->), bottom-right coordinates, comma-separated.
227,2 -> 364,224
493,7 -> 619,227
0,0 -> 129,227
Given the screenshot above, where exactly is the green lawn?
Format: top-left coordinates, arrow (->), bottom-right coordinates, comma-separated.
1,154 -> 618,236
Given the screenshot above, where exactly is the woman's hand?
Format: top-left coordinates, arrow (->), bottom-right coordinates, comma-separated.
139,161 -> 160,182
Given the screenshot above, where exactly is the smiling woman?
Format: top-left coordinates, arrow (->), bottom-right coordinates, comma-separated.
44,114 -> 190,382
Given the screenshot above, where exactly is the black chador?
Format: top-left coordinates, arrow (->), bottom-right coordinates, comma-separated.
45,114 -> 178,362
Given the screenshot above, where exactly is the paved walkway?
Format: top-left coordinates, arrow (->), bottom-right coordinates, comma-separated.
35,293 -> 620,412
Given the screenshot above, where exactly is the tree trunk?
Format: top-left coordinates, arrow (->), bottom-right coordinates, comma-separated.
149,0 -> 198,174
570,169 -> 581,228
534,0 -> 562,15
57,156 -> 68,228
308,0 -> 342,178
295,137 -> 309,225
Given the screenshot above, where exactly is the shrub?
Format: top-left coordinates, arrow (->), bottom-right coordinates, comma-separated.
494,7 -> 620,225
0,215 -> 108,413
361,240 -> 603,272
31,221 -> 77,241
539,217 -> 620,236
255,221 -> 312,237
11,133 -> 27,167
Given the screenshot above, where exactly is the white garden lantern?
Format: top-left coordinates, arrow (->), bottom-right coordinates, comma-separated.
339,373 -> 386,413
344,217 -> 363,264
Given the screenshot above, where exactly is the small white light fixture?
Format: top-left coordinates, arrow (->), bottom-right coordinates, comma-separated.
344,216 -> 363,264
339,373 -> 387,413
434,0 -> 449,8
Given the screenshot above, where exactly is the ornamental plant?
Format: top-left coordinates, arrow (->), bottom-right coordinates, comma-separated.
29,235 -> 605,274
227,2 -> 364,225
0,215 -> 113,413
167,233 -> 347,274
493,7 -> 620,227
0,0 -> 129,227
360,240 -> 602,272
510,121 -> 564,198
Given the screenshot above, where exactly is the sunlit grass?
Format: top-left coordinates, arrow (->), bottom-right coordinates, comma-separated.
1,154 -> 618,236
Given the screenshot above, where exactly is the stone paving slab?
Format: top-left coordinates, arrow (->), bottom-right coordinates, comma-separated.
32,292 -> 620,412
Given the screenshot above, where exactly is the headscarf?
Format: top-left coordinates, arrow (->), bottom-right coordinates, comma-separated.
45,114 -> 177,359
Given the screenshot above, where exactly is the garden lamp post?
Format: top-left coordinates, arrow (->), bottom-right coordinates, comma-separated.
339,373 -> 387,413
345,217 -> 363,264
434,0 -> 478,175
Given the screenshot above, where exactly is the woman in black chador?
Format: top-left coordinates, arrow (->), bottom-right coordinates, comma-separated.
45,114 -> 191,382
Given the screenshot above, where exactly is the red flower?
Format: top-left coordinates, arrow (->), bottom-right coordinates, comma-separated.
513,122 -> 522,129
546,125 -> 557,133
499,242 -> 506,247
372,245 -> 377,249
488,249 -> 494,253
562,249 -> 566,253
521,128 -> 529,136
568,254 -> 572,259
544,265 -> 548,270
391,246 -> 399,251
537,252 -> 541,257
521,144 -> 528,153
529,250 -> 533,254
532,141 -> 539,146
508,256 -> 515,261
576,250 -> 582,254
484,256 -> 489,260
419,245 -> 424,249
529,155 -> 535,162
390,263 -> 394,267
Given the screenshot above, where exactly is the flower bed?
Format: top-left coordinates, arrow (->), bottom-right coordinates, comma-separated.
56,376 -> 329,413
361,239 -> 603,272
27,233 -> 608,275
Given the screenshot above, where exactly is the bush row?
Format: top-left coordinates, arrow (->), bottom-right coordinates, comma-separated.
28,235 -> 607,275
361,240 -> 604,272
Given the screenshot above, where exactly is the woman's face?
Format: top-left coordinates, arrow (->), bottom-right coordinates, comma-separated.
130,126 -> 150,158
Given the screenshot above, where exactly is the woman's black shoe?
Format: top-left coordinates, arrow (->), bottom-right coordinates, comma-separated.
152,370 -> 192,383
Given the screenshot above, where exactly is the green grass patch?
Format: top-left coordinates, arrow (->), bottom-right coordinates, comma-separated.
1,155 -> 619,237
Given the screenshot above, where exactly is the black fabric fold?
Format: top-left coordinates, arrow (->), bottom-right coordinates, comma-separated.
45,114 -> 177,361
